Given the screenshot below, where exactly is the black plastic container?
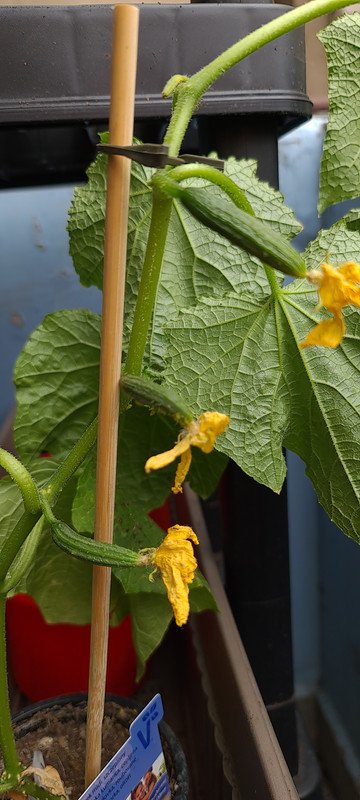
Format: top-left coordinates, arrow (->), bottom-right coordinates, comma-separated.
12,693 -> 189,800
0,4 -> 311,187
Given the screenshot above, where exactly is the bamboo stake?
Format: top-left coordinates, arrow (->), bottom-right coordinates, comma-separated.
85,5 -> 139,787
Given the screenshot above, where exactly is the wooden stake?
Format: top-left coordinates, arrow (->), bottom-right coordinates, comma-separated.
85,5 -> 139,787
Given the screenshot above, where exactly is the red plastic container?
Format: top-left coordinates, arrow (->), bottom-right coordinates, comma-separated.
6,502 -> 171,702
6,595 -> 137,701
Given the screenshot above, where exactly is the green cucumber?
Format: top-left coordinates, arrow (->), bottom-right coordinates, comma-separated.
121,374 -> 193,425
155,177 -> 306,278
51,521 -> 139,568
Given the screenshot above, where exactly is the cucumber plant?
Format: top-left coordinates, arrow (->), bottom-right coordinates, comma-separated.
1,1 -> 360,797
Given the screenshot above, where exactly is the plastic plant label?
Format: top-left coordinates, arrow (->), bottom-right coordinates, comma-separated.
79,695 -> 171,800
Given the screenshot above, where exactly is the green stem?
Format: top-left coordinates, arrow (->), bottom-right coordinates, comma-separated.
264,265 -> 281,298
0,449 -> 40,514
163,84 -> 196,157
1,517 -> 45,596
0,596 -> 21,778
168,163 -> 254,214
126,162 -> 255,378
0,425 -> 100,775
0,421 -> 98,583
164,0 -> 353,155
44,417 -> 98,503
193,0 -> 352,94
39,493 -> 56,525
0,511 -> 41,585
124,188 -> 173,376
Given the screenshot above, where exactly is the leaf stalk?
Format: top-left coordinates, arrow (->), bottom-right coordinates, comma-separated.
0,449 -> 40,514
44,418 -> 98,504
124,188 -> 173,376
164,163 -> 253,214
0,596 -> 21,778
164,0 -> 355,156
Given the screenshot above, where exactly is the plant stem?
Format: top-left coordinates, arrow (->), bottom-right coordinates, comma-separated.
168,163 -> 253,214
0,421 -> 97,583
44,417 -> 98,503
163,84 -> 196,157
193,0 -> 352,94
0,449 -> 40,514
39,494 -> 56,525
264,265 -> 281,298
124,188 -> 173,375
164,0 -> 353,155
0,511 -> 41,585
0,596 -> 21,778
1,517 -> 45,596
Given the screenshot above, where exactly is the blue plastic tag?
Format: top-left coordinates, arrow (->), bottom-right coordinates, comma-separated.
79,694 -> 171,800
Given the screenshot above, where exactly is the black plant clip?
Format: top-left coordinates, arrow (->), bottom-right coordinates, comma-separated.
97,142 -> 224,171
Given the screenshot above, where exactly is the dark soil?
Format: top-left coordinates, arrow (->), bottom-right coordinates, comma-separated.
3,700 -> 177,800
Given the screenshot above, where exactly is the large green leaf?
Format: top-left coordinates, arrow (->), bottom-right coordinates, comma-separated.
149,160 -> 300,367
337,208 -> 360,232
75,432 -> 226,526
67,135 -> 153,292
185,447 -> 228,499
164,293 -> 287,490
68,145 -> 153,356
14,309 -> 101,459
128,593 -> 173,680
303,214 -> 360,268
67,150 -> 301,371
223,158 -> 301,238
129,577 -> 216,680
14,310 -> 226,502
71,410 -> 177,520
318,14 -> 360,213
67,149 -> 108,289
163,220 -> 360,542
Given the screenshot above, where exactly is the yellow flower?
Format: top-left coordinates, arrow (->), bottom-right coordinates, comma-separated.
153,524 -> 199,626
145,411 -> 229,494
301,261 -> 360,348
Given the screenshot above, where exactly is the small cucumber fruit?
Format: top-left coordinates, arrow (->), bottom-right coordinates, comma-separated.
52,521 -> 139,568
121,374 -> 193,425
156,177 -> 306,278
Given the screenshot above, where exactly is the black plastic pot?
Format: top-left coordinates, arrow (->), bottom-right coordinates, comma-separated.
12,693 -> 189,800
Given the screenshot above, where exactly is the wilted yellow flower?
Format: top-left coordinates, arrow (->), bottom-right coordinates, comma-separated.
153,524 -> 199,626
301,261 -> 360,348
145,411 -> 229,494
8,765 -> 66,800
